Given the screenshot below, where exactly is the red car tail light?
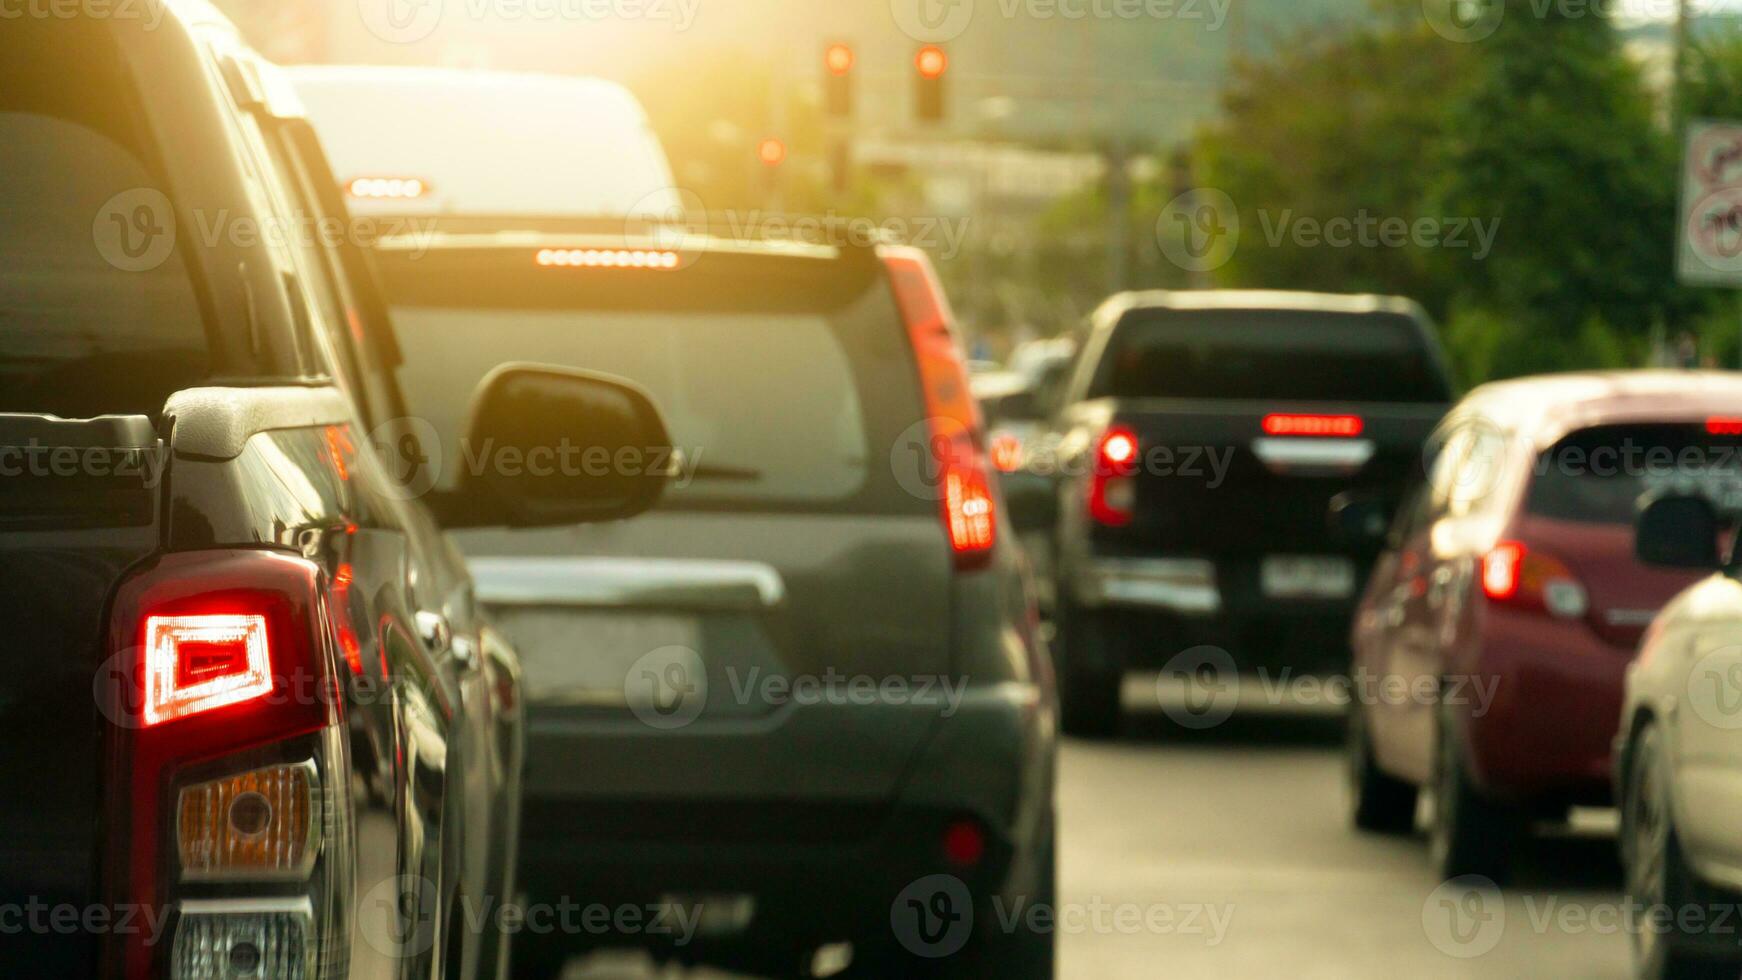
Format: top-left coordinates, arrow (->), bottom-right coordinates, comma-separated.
1263,413 -> 1364,438
1481,540 -> 1590,619
102,550 -> 345,977
1090,426 -> 1140,527
885,246 -> 997,570
143,614 -> 273,727
1708,417 -> 1742,436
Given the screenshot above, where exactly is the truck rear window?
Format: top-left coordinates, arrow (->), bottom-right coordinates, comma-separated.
0,22 -> 208,419
378,249 -> 930,514
1092,309 -> 1450,403
1527,423 -> 1742,526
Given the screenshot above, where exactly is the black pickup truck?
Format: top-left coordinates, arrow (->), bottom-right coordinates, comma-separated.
0,9 -> 668,977
1035,291 -> 1454,735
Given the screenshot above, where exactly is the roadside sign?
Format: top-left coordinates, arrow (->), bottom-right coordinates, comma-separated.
1678,120 -> 1742,287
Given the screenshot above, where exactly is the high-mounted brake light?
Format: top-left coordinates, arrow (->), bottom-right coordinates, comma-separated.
143,614 -> 273,727
1090,426 -> 1140,527
346,176 -> 427,200
1263,414 -> 1364,438
885,247 -> 996,570
536,248 -> 680,270
1482,540 -> 1589,619
1708,417 -> 1742,436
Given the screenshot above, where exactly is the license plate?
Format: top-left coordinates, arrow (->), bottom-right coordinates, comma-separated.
1261,555 -> 1355,600
488,608 -> 700,706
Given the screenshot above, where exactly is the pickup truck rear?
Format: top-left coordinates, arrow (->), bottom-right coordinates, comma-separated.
1037,291 -> 1454,735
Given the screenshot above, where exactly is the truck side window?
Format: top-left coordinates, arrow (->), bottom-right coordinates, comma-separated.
0,33 -> 209,419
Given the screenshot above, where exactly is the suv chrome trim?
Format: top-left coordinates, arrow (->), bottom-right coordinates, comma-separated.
469,556 -> 786,612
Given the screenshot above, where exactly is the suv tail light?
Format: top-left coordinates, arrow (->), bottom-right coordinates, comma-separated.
1481,540 -> 1590,619
102,550 -> 348,978
1090,426 -> 1140,527
885,246 -> 997,570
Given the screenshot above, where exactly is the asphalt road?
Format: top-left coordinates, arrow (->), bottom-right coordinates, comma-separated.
564,681 -> 1632,979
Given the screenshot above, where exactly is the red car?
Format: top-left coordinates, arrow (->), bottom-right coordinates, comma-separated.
1347,372 -> 1742,880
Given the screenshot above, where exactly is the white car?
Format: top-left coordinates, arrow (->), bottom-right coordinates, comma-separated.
289,65 -> 678,219
1620,493 -> 1742,980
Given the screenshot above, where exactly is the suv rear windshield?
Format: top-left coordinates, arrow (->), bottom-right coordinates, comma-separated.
0,21 -> 208,419
1527,423 -> 1742,525
377,247 -> 929,514
1092,309 -> 1450,403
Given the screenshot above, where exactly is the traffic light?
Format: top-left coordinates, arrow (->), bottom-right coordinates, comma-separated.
757,137 -> 787,168
824,42 -> 854,118
915,45 -> 948,124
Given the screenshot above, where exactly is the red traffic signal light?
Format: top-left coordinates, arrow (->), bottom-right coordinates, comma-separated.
916,45 -> 949,80
757,137 -> 788,167
915,45 -> 948,123
825,42 -> 855,117
825,43 -> 855,77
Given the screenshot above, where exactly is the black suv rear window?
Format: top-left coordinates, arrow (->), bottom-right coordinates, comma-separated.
1527,423 -> 1742,526
377,247 -> 930,515
0,22 -> 208,419
1093,309 -> 1450,403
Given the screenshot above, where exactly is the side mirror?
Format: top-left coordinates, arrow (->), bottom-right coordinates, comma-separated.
455,363 -> 673,527
1636,495 -> 1722,570
1329,492 -> 1394,543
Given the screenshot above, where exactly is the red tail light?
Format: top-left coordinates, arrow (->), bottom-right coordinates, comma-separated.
103,550 -> 346,977
1709,417 -> 1742,436
1090,426 -> 1139,527
885,246 -> 996,570
1263,414 -> 1364,437
143,614 -> 273,727
1481,540 -> 1589,619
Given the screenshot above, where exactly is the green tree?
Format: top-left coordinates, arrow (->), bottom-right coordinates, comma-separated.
1433,0 -> 1677,363
1194,13 -> 1474,317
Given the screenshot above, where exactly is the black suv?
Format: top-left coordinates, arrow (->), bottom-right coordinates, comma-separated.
0,8 -> 666,977
358,227 -> 1059,978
